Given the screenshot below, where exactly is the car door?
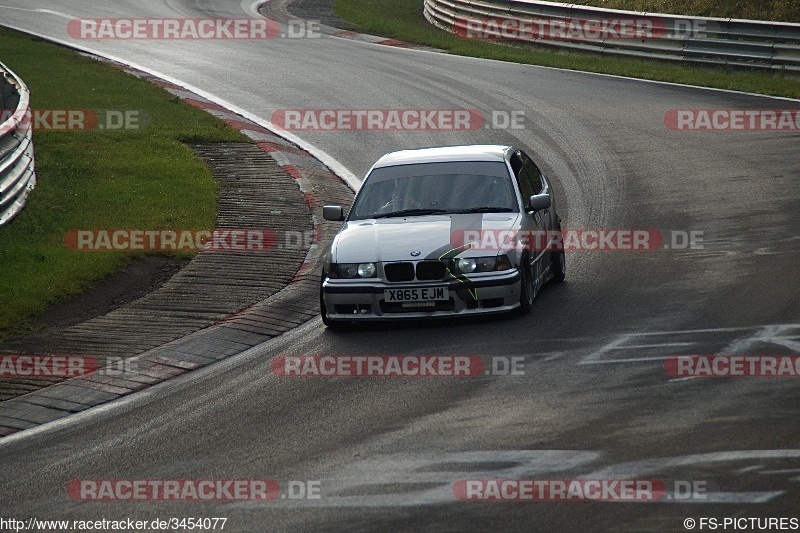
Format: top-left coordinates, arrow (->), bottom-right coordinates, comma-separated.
511,151 -> 549,294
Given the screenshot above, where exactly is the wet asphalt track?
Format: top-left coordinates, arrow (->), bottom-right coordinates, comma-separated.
1,0 -> 799,530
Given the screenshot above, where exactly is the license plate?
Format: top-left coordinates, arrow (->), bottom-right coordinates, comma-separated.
384,287 -> 448,303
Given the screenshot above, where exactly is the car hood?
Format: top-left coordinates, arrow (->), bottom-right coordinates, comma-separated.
331,214 -> 521,263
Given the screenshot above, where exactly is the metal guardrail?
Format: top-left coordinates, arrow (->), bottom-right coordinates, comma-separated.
424,0 -> 800,71
0,62 -> 35,226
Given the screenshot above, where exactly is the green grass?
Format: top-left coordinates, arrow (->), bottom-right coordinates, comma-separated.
570,1 -> 800,23
333,0 -> 800,99
0,27 -> 249,337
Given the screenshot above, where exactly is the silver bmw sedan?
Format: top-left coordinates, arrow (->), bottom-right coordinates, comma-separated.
320,145 -> 565,326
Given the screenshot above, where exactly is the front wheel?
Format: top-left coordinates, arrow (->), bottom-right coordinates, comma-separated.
551,225 -> 566,283
551,249 -> 566,282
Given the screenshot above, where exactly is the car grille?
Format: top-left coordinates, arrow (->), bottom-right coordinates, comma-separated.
384,262 -> 415,282
384,261 -> 448,282
415,260 -> 447,280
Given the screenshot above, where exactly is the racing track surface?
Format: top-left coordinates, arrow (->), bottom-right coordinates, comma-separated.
1,0 -> 800,530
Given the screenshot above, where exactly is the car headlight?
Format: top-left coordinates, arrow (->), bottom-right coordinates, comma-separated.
357,262 -> 376,278
329,262 -> 377,279
452,255 -> 511,274
456,258 -> 476,273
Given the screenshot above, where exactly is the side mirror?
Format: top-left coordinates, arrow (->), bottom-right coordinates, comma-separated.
323,205 -> 344,221
528,194 -> 551,212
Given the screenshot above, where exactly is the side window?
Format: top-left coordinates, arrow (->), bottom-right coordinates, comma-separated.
520,152 -> 543,194
510,152 -> 523,177
511,152 -> 536,208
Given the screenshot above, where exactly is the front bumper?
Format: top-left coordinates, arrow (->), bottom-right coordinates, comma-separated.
322,269 -> 522,321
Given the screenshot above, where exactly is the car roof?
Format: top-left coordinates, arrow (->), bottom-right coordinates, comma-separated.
372,145 -> 513,168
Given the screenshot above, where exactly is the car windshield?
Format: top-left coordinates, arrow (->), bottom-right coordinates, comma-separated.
348,161 -> 518,220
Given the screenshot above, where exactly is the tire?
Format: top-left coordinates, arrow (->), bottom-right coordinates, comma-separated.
517,257 -> 534,315
551,249 -> 566,283
551,226 -> 566,283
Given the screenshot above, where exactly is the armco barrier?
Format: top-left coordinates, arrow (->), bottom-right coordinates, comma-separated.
424,0 -> 800,71
0,61 -> 35,226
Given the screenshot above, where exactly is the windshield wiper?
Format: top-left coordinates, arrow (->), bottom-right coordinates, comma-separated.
451,206 -> 515,214
370,208 -> 448,219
